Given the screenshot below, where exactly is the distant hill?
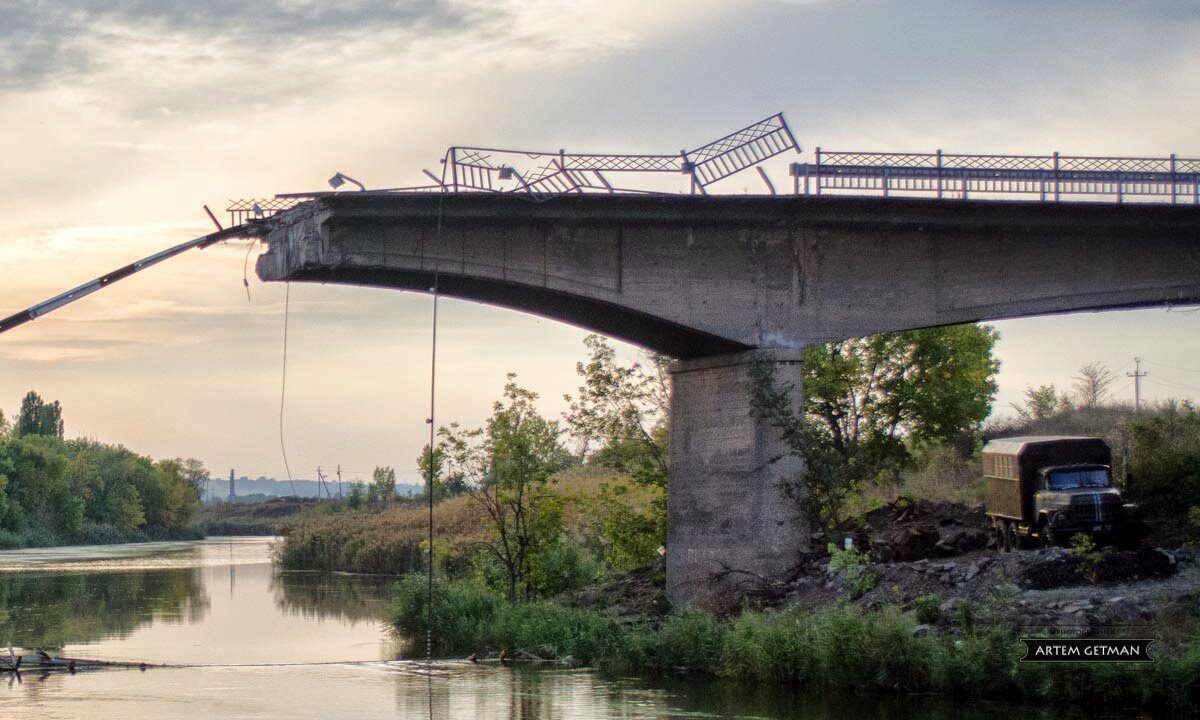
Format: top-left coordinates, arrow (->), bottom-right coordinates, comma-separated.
202,476 -> 422,503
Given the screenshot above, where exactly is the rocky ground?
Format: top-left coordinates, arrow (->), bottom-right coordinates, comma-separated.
563,498 -> 1199,648
774,498 -> 1200,644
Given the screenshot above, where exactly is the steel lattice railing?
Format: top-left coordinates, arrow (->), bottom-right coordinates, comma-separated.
792,148 -> 1200,203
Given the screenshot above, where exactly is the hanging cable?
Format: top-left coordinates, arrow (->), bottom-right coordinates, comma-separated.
426,191 -> 445,675
242,238 -> 259,302
279,282 -> 298,498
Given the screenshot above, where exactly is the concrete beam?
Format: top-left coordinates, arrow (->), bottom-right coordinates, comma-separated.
258,193 -> 1200,359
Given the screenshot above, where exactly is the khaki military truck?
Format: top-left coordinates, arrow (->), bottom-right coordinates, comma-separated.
983,436 -> 1128,551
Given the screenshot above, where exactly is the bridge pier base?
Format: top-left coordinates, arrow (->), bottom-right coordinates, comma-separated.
666,349 -> 809,605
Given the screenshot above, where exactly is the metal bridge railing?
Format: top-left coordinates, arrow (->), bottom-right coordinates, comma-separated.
227,116 -> 1200,226
792,149 -> 1200,204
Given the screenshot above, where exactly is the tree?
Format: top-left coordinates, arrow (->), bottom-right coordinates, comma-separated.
563,336 -> 671,555
1073,362 -> 1116,408
15,391 -> 64,438
749,357 -> 861,529
1012,384 -> 1072,421
804,325 -> 1000,466
368,466 -> 397,505
563,335 -> 670,490
346,482 -> 365,509
417,445 -> 467,500
750,324 -> 1000,529
0,408 -> 10,438
442,374 -> 573,601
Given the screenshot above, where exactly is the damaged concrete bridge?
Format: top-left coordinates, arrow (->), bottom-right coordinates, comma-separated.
256,191 -> 1200,603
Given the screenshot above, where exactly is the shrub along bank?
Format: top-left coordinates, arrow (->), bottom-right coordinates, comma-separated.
390,574 -> 1200,713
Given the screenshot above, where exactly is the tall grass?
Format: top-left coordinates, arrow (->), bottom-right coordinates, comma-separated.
390,574 -> 624,663
274,466 -> 651,577
389,575 -> 1200,711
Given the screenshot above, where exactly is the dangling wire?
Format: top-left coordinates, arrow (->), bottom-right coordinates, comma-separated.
427,190 -> 445,676
242,238 -> 259,302
279,282 -> 297,498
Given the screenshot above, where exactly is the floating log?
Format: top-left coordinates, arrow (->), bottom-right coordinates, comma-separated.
1,649 -> 151,673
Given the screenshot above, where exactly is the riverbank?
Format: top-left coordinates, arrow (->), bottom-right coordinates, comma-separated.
0,522 -> 204,549
390,565 -> 1200,713
196,497 -> 315,536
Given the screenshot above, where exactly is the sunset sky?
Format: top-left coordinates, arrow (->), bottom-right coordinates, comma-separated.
1,0 -> 1198,485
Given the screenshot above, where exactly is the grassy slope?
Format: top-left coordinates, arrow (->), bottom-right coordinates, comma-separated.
273,466 -> 651,575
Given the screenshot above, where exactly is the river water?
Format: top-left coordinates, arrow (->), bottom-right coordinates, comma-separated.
0,537 -> 1130,719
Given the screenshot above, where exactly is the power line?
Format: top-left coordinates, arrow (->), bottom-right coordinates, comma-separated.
1144,359 -> 1200,375
1147,376 -> 1200,395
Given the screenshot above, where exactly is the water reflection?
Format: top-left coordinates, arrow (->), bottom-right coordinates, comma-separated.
0,539 -> 1138,720
0,569 -> 208,650
272,570 -> 395,624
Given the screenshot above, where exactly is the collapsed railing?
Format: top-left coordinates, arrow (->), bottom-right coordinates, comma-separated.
227,113 -> 802,224
227,114 -> 1200,226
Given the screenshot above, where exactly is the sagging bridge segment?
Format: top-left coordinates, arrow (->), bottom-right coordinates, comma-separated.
256,192 -> 1200,603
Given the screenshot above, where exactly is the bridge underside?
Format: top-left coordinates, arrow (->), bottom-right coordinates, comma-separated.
258,192 -> 1200,603
286,266 -> 749,358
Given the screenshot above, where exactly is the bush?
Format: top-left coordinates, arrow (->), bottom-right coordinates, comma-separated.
386,583 -> 1200,710
19,525 -> 60,547
1128,404 -> 1200,516
391,573 -> 500,654
913,594 -> 941,624
827,543 -> 877,599
72,523 -> 139,545
528,541 -> 600,596
654,608 -> 726,671
390,574 -> 623,662
0,528 -> 20,549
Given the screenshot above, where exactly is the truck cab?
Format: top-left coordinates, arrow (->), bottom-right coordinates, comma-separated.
1034,464 -> 1124,544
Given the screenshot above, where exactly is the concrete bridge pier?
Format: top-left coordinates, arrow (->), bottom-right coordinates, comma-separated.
666,348 -> 809,605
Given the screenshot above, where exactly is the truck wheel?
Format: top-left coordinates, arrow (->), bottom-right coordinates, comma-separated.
1038,520 -> 1056,549
993,522 -> 1007,553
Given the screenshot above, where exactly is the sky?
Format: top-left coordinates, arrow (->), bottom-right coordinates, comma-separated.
1,0 -> 1198,485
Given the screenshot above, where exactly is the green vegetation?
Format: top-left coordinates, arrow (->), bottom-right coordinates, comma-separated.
196,496 -> 313,535
0,391 -> 206,548
564,335 -> 670,564
274,466 -> 653,578
440,375 -> 575,601
389,579 -> 1200,712
912,594 -> 941,624
277,341 -> 667,589
825,543 -> 877,600
749,324 -> 1000,528
367,466 -> 397,505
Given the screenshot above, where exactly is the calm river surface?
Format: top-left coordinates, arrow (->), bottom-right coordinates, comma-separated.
0,537 -> 1137,719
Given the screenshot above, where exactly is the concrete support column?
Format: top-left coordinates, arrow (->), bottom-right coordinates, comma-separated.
666,348 -> 809,605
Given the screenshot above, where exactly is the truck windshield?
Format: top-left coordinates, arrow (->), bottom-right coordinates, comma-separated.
1046,469 -> 1110,491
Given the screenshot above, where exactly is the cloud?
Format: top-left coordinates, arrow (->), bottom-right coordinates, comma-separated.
0,1 -> 484,90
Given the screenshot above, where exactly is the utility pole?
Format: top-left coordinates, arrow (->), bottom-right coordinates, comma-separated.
1127,357 -> 1148,412
317,466 -> 328,499
336,464 -> 343,500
